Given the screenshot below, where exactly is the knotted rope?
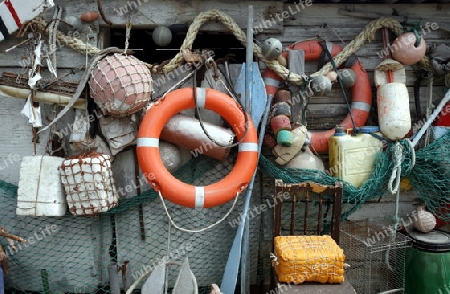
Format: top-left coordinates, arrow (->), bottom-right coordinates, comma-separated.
26,11 -> 432,86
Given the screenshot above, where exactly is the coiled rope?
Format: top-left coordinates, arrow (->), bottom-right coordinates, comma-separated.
27,11 -> 432,85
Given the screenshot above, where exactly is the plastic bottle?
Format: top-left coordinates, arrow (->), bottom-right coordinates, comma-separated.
328,126 -> 384,188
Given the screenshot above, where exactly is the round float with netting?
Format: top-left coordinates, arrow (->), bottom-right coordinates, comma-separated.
137,87 -> 258,208
89,53 -> 153,116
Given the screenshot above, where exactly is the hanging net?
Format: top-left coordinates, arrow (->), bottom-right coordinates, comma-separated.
0,153 -> 263,294
1,131 -> 449,293
260,130 -> 450,222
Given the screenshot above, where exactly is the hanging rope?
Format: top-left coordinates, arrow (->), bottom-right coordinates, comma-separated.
387,142 -> 404,194
25,12 -> 432,86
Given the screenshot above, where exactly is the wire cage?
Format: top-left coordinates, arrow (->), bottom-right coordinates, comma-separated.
340,220 -> 411,294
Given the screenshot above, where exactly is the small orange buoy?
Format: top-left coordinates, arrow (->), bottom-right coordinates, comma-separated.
80,11 -> 99,23
391,32 -> 426,66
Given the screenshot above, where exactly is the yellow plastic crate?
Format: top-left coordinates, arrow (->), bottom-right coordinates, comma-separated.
273,235 -> 345,284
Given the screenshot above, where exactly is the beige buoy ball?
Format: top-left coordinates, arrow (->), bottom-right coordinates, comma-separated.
152,26 -> 172,46
89,53 -> 153,117
260,38 -> 283,60
391,32 -> 426,66
413,206 -> 437,233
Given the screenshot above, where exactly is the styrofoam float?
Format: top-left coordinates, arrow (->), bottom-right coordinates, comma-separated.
0,0 -> 54,41
60,152 -> 119,216
16,155 -> 66,216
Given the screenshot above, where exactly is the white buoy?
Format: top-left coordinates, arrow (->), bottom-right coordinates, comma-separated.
159,141 -> 182,173
377,83 -> 411,140
338,68 -> 356,88
285,148 -> 325,171
260,38 -> 283,60
152,26 -> 172,46
413,206 -> 436,233
311,75 -> 332,95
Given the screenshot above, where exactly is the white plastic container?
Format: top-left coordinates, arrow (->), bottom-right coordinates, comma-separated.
285,147 -> 325,172
16,155 -> 67,216
377,83 -> 411,140
328,126 -> 384,188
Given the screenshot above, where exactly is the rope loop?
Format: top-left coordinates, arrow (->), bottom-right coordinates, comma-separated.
400,138 -> 416,176
388,142 -> 403,194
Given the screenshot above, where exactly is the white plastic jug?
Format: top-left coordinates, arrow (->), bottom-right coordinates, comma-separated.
328,126 -> 384,188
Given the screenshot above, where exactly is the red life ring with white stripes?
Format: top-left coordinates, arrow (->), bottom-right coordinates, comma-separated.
137,87 -> 258,208
263,39 -> 372,153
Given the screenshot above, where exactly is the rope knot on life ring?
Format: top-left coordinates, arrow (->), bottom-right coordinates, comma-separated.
137,87 -> 258,208
263,39 -> 372,153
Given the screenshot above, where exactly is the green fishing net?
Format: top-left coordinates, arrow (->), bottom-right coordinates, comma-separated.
0,130 -> 449,293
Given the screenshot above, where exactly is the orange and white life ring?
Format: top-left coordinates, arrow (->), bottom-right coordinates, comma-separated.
137,87 -> 258,208
263,39 -> 372,153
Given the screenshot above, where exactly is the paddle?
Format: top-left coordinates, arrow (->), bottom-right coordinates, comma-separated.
221,5 -> 271,294
234,62 -> 267,128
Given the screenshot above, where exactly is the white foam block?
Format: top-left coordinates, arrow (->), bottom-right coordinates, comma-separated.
16,155 -> 66,216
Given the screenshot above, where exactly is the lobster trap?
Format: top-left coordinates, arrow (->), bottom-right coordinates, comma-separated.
340,220 -> 411,294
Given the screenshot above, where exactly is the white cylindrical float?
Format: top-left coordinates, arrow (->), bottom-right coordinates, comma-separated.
377,82 -> 411,140
160,113 -> 235,161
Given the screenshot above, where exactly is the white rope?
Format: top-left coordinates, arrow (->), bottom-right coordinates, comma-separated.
407,139 -> 416,169
411,89 -> 450,148
158,191 -> 239,233
124,21 -> 131,54
387,142 -> 403,194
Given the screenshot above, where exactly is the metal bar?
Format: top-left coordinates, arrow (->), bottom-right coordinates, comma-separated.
290,191 -> 296,235
274,186 -> 282,237
318,199 -> 323,235
332,182 -> 343,244
108,262 -> 120,294
303,191 -> 308,236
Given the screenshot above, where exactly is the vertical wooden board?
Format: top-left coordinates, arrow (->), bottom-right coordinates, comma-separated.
287,49 -> 305,124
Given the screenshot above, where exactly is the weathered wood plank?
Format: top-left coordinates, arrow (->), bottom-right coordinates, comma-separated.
0,35 -> 92,69
283,4 -> 450,27
57,0 -> 283,33
264,23 -> 450,45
